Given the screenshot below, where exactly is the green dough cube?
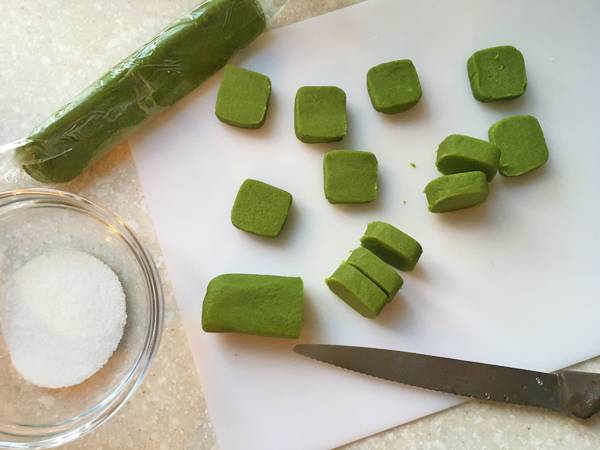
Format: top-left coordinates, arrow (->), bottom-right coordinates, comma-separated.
326,263 -> 388,318
294,86 -> 347,143
215,65 -> 271,129
467,45 -> 527,102
436,134 -> 501,181
323,150 -> 378,204
488,115 -> 549,177
424,171 -> 489,213
360,221 -> 422,271
347,247 -> 403,300
231,179 -> 292,237
367,59 -> 422,113
202,274 -> 304,338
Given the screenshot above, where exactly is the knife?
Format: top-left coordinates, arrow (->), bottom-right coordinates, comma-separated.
293,344 -> 600,419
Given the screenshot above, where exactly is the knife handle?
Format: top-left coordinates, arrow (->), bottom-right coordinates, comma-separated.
557,370 -> 600,419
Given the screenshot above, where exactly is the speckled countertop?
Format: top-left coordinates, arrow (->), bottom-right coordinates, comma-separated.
2,1 -> 600,449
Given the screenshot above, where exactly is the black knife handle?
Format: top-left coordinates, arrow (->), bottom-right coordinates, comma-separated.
558,370 -> 600,419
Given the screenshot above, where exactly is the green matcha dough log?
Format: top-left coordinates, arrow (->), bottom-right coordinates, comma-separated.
231,179 -> 292,238
367,59 -> 422,113
294,86 -> 347,143
488,115 -> 549,177
436,134 -> 501,181
215,65 -> 271,129
347,247 -> 403,300
360,221 -> 422,271
323,150 -> 378,204
467,45 -> 527,102
16,0 -> 266,183
424,171 -> 489,213
202,274 -> 304,338
326,263 -> 388,318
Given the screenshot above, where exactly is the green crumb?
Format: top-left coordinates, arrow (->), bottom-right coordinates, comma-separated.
424,171 -> 489,213
488,115 -> 549,177
231,179 -> 292,237
402,200 -> 407,205
467,45 -> 527,102
294,86 -> 347,143
367,59 -> 422,113
410,162 -> 417,168
323,150 -> 378,204
326,263 -> 388,318
202,274 -> 304,338
215,65 -> 271,129
436,134 -> 500,181
360,221 -> 422,271
347,247 -> 403,300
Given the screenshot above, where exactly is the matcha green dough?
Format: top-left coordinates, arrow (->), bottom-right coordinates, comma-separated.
294,86 -> 347,143
488,115 -> 549,177
367,59 -> 422,113
323,150 -> 378,204
202,274 -> 304,338
347,247 -> 403,300
326,263 -> 388,318
231,179 -> 292,238
424,171 -> 489,213
436,134 -> 501,181
17,0 -> 266,182
215,65 -> 271,129
360,221 -> 422,271
467,45 -> 527,102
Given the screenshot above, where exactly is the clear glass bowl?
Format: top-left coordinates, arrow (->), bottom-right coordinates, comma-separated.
0,188 -> 163,448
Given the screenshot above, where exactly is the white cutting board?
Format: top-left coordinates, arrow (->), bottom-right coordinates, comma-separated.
131,0 -> 600,448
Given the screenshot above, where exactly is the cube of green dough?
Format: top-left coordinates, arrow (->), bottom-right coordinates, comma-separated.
367,59 -> 422,113
323,150 -> 378,204
202,274 -> 304,338
215,66 -> 271,129
294,86 -> 347,143
231,179 -> 292,238
467,45 -> 527,102
360,221 -> 423,271
326,263 -> 388,318
424,171 -> 489,213
436,134 -> 501,181
488,115 -> 549,177
347,247 -> 403,300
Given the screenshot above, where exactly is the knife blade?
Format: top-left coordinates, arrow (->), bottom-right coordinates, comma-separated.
294,344 -> 600,419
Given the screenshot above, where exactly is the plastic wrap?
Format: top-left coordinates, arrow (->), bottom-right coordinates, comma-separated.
0,0 -> 282,184
0,139 -> 32,189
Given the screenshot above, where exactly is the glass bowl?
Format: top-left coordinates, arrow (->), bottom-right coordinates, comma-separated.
0,188 -> 163,448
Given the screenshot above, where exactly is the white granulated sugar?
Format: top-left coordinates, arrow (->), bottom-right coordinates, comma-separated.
0,250 -> 127,388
